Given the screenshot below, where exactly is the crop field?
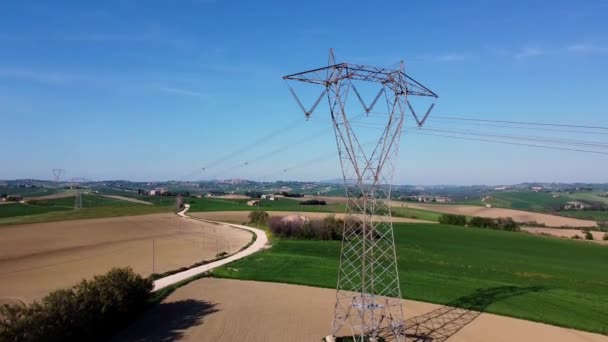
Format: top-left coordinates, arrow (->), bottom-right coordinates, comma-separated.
484,191 -> 567,211
213,223 -> 608,334
0,194 -> 174,225
566,192 -> 608,206
0,214 -> 252,302
557,210 -> 608,222
0,186 -> 58,198
187,197 -> 442,221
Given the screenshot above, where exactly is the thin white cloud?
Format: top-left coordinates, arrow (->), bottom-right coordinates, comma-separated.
0,67 -> 70,84
567,43 -> 608,54
514,46 -> 544,59
151,85 -> 207,99
434,53 -> 473,62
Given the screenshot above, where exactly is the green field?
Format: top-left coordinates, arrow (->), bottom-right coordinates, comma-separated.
566,192 -> 608,206
0,186 -> 59,198
188,197 -> 442,221
485,192 -> 567,211
214,223 -> 608,334
0,194 -> 173,225
557,210 -> 608,222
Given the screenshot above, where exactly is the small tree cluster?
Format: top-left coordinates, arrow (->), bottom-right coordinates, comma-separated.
583,230 -> 594,240
268,215 -> 344,240
0,267 -> 153,342
438,214 -> 467,226
603,233 -> 608,241
300,199 -> 327,205
248,211 -> 269,225
468,216 -> 520,231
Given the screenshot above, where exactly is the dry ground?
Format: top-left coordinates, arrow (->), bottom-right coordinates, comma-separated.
287,196 -> 597,227
398,203 -> 597,228
100,194 -> 153,205
114,278 -> 608,342
0,214 -> 252,302
189,211 -> 435,224
522,227 -> 608,245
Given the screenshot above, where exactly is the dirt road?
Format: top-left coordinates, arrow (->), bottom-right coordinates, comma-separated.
114,278 -> 608,342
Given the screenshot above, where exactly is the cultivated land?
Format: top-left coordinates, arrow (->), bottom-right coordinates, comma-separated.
0,213 -> 252,302
115,278 -> 608,342
522,227 -> 608,244
212,223 -> 608,334
397,202 -> 598,227
100,194 -> 153,205
188,197 -> 442,222
189,211 -> 435,224
0,194 -> 173,225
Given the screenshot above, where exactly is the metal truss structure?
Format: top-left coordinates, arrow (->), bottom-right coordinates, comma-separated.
283,50 -> 437,341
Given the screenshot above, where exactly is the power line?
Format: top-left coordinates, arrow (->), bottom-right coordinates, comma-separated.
422,127 -> 608,149
413,132 -> 608,155
424,120 -> 608,136
431,115 -> 608,131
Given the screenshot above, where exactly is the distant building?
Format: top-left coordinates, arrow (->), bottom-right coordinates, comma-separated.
531,186 -> 543,192
149,188 -> 168,196
485,204 -> 492,208
563,201 -> 586,210
247,200 -> 260,206
434,196 -> 451,203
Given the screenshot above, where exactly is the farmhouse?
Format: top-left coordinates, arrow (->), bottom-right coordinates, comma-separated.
563,201 -> 587,210
247,200 -> 260,206
148,188 -> 168,196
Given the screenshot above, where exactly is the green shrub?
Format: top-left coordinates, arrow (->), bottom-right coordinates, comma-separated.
248,210 -> 269,225
0,267 -> 153,342
584,230 -> 594,240
603,233 -> 608,241
439,214 -> 467,226
468,216 -> 520,232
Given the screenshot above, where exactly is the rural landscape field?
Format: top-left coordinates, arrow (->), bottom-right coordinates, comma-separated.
2,1 -> 608,341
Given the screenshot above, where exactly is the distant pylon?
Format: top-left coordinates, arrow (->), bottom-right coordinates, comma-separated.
52,168 -> 65,182
284,50 -> 438,341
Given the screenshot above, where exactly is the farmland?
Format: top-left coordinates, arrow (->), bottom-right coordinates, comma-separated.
187,197 -> 442,222
0,194 -> 174,225
484,192 -> 567,211
213,223 -> 608,334
0,213 -> 252,302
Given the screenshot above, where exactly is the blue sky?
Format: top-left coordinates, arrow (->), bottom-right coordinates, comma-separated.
1,0 -> 607,185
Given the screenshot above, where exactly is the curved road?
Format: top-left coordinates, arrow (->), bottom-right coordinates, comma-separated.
152,204 -> 268,291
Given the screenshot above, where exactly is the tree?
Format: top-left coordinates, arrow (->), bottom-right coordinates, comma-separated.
584,230 -> 594,240
439,214 -> 466,226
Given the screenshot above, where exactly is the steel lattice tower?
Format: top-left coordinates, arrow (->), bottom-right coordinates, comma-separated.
284,50 -> 437,342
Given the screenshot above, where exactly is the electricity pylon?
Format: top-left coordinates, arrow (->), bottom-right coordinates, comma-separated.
52,168 -> 65,182
284,50 -> 437,341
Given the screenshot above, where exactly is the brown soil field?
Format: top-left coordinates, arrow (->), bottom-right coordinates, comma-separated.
189,211 -> 435,224
397,203 -> 597,228
101,194 -> 153,205
114,278 -> 608,342
0,214 -> 252,302
522,227 -> 608,245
